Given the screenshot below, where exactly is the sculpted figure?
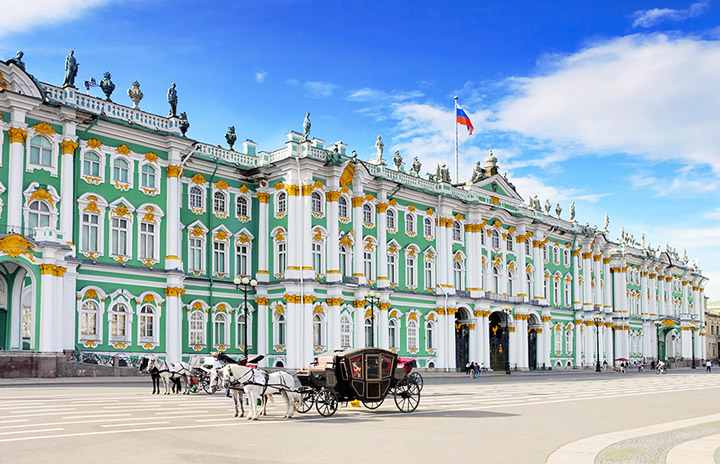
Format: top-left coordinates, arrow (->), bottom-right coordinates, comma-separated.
544,199 -> 551,214
167,83 -> 178,118
99,72 -> 115,101
8,51 -> 25,70
375,136 -> 384,161
62,50 -> 78,88
569,201 -> 575,222
412,156 -> 422,176
603,213 -> 609,231
471,161 -> 484,183
393,150 -> 403,170
302,112 -> 311,141
555,203 -> 562,218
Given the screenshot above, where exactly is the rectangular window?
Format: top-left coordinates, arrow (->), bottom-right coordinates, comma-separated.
236,244 -> 249,277
189,238 -> 203,271
364,251 -> 373,280
111,217 -> 128,256
407,258 -> 416,287
278,242 -> 287,274
214,241 -> 227,274
424,260 -> 434,289
312,242 -> 322,274
81,213 -> 99,253
139,222 -> 155,260
388,255 -> 396,284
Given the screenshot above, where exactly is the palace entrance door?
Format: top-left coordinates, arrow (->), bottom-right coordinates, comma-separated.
489,311 -> 508,371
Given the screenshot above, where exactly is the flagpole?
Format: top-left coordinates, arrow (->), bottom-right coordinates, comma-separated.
454,96 -> 458,183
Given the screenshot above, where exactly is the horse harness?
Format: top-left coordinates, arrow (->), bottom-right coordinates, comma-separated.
226,367 -> 289,396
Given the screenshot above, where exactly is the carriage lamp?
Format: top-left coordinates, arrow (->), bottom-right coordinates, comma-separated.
234,276 -> 258,356
593,313 -> 603,372
363,291 -> 381,347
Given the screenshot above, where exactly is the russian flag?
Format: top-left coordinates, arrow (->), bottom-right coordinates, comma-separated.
456,105 -> 474,135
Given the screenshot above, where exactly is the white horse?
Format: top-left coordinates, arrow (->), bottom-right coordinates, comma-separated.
148,358 -> 192,394
221,364 -> 298,420
210,366 -> 276,418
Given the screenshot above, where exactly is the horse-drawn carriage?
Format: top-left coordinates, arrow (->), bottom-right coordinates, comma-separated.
295,347 -> 422,416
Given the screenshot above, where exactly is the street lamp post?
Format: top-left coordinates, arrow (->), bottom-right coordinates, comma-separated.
363,290 -> 381,347
233,276 -> 257,357
593,313 -> 603,372
654,320 -> 663,364
502,307 -> 512,375
691,318 -> 696,369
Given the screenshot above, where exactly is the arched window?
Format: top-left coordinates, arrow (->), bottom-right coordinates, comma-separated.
109,303 -> 129,341
339,245 -> 350,277
139,305 -> 155,342
340,314 -> 352,348
454,261 -> 465,291
29,135 -> 52,166
543,245 -> 549,263
565,326 -> 573,355
543,275 -> 549,299
508,270 -> 514,296
506,234 -> 514,251
388,319 -> 399,349
364,318 -> 373,346
492,267 -> 500,293
80,300 -> 99,338
387,209 -> 396,229
407,320 -> 418,351
554,324 -> 562,353
214,312 -> 227,346
214,191 -> 227,215
81,211 -> 99,253
491,230 -> 500,249
236,196 -> 248,217
28,200 -> 51,229
426,321 -> 435,350
564,280 -> 571,307
277,191 -> 287,215
141,164 -> 156,189
481,229 -> 486,245
313,314 -> 324,346
405,213 -> 415,234
189,186 -> 203,209
338,196 -> 349,220
276,314 -> 286,345
525,239 -> 531,254
452,221 -> 462,241
553,276 -> 560,305
424,217 -> 433,238
563,249 -> 570,267
363,203 -> 373,224
526,272 -> 533,298
553,246 -> 560,265
113,158 -> 129,184
83,152 -> 101,177
189,311 -> 204,345
311,191 -> 322,214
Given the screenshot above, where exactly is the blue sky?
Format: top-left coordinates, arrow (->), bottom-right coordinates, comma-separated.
3,0 -> 720,299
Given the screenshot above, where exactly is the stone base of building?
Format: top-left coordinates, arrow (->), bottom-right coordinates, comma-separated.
0,351 -> 142,378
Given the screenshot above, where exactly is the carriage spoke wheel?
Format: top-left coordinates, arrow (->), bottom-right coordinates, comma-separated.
201,375 -> 217,394
362,398 -> 384,410
393,379 -> 420,413
315,388 -> 338,416
408,372 -> 424,392
297,389 -> 316,414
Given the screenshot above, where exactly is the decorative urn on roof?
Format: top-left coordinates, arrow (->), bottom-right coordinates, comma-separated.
127,81 -> 143,109
484,150 -> 498,176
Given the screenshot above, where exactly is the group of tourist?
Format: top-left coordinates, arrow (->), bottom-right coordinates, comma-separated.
465,361 -> 488,379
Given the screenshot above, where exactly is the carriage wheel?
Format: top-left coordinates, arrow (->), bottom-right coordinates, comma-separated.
297,389 -> 316,414
393,379 -> 420,413
315,388 -> 338,416
408,372 -> 424,392
200,375 -> 217,394
362,398 -> 384,410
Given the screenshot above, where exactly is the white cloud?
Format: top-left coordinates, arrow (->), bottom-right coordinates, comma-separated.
0,0 -> 110,37
495,34 -> 720,172
347,87 -> 424,103
304,81 -> 339,99
703,208 -> 720,220
628,166 -> 717,197
254,70 -> 267,83
631,1 -> 708,28
286,78 -> 300,86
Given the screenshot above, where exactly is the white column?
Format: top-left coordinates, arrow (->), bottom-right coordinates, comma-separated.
38,267 -> 56,352
436,215 -> 446,292
302,187 -> 313,280
508,316 -> 517,369
533,234 -> 545,303
256,298 -> 269,367
516,229 -> 527,298
352,195 -> 365,284
446,306 -> 457,369
585,321 -> 594,367
575,317 -> 582,366
256,192 -> 269,281
499,229 -> 508,295
603,257 -> 612,313
376,200 -> 389,288
573,251 -> 581,310
473,311 -> 483,366
62,266 -> 78,351
682,281 -> 689,315
444,217 -> 453,292
535,322 -> 544,370
354,300 -> 365,348
593,254 -> 602,307
520,316 -> 528,369
164,282 -> 183,363
59,135 -> 77,241
165,165 -> 182,269
606,322 -> 614,364
582,251 -> 593,311
285,185 -> 302,280
7,126 -> 27,231
377,302 -> 388,349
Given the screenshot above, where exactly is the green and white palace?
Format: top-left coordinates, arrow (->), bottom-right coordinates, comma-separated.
0,56 -> 709,371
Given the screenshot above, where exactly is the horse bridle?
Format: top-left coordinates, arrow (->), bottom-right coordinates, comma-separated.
224,366 -> 254,389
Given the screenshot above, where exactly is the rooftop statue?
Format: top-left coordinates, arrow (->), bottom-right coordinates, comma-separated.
7,51 -> 25,71
127,81 -> 143,109
302,112 -> 311,141
167,83 -> 178,118
99,72 -> 115,101
603,213 -> 609,232
351,150 -> 358,163
326,145 -> 341,165
470,161 -> 484,183
393,150 -> 403,171
569,201 -> 576,222
437,163 -> 451,183
641,233 -> 645,248
62,50 -> 78,88
411,156 -> 422,176
178,112 -> 189,136
544,199 -> 551,214
375,136 -> 384,163
555,203 -> 562,218
225,126 -> 237,150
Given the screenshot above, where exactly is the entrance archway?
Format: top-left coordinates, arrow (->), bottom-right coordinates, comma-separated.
0,260 -> 37,351
455,308 -> 471,369
528,314 -> 541,370
489,311 -> 509,371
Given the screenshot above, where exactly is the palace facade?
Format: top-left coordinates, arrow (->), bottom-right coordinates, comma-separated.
0,57 -> 709,370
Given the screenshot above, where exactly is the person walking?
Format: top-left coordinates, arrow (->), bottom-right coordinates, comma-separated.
473,362 -> 480,379
706,360 -> 712,373
466,361 -> 472,375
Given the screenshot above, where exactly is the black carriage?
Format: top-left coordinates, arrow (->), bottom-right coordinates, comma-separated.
295,348 -> 421,416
